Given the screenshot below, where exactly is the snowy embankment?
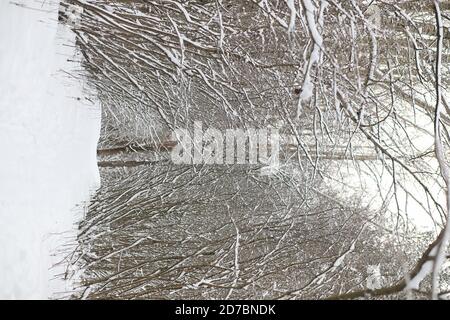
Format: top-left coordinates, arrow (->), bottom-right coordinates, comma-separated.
0,1 -> 100,299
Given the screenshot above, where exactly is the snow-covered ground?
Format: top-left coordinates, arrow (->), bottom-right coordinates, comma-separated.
0,1 -> 100,299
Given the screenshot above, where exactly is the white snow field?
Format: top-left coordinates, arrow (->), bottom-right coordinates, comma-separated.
0,1 -> 100,299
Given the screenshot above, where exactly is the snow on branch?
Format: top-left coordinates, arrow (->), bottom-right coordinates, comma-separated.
296,0 -> 327,118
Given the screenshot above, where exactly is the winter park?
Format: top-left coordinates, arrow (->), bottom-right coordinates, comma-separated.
1,0 -> 450,301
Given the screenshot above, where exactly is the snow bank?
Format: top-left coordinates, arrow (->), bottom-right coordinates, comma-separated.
0,0 -> 100,299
